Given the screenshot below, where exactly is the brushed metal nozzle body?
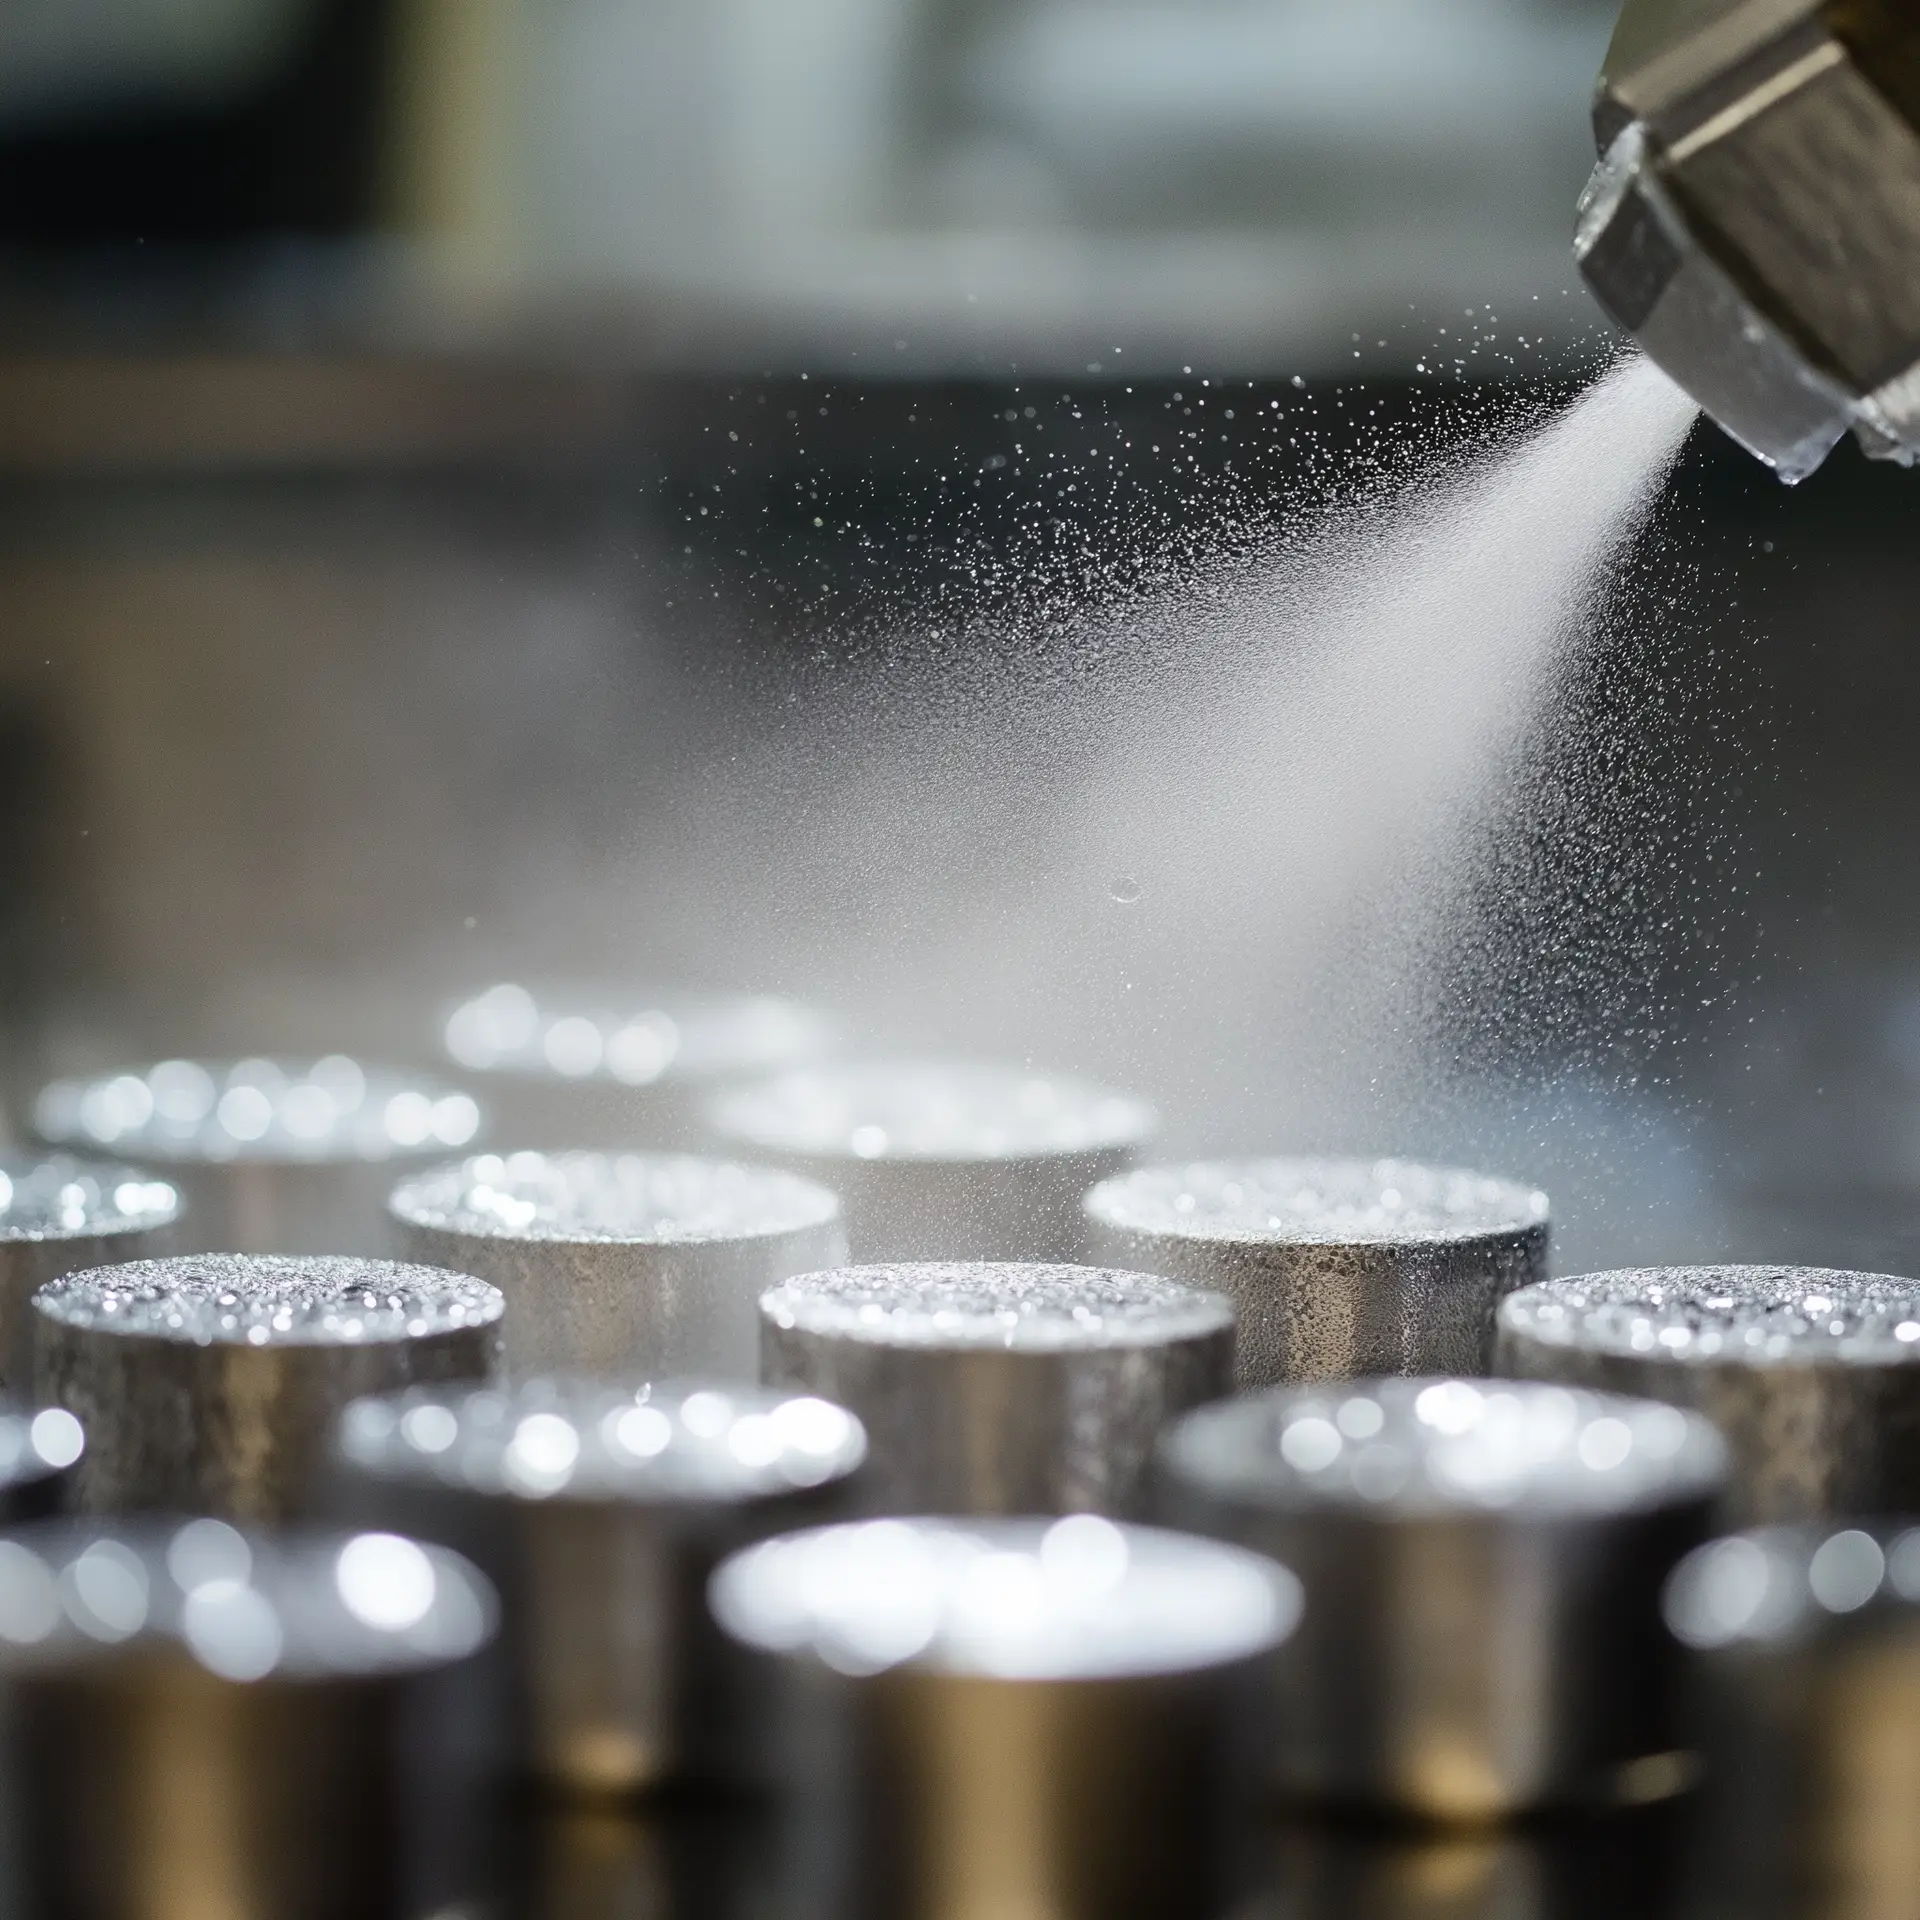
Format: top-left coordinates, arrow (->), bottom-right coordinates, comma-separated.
1084,1158 -> 1548,1388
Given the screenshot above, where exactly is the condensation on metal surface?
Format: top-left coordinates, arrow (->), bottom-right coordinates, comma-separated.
711,1515 -> 1298,1679
761,1260 -> 1233,1351
339,1377 -> 866,1502
0,1156 -> 178,1244
390,1150 -> 839,1245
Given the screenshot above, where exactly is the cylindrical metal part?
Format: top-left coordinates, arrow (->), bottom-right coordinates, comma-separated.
707,1061 -> 1158,1261
33,1255 -> 503,1520
711,1515 -> 1300,1920
390,1151 -> 846,1381
1158,1377 -> 1726,1818
329,1376 -> 867,1796
1664,1521 -> 1920,1920
0,1154 -> 180,1393
441,981 -> 837,1149
1496,1266 -> 1920,1525
0,1516 -> 496,1920
1084,1157 -> 1549,1386
34,1056 -> 486,1256
760,1261 -> 1234,1516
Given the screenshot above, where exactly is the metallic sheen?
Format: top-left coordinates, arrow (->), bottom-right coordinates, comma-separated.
1159,1377 -> 1725,1818
1496,1265 -> 1920,1524
761,1261 -> 1235,1516
1085,1158 -> 1549,1387
33,1255 -> 502,1520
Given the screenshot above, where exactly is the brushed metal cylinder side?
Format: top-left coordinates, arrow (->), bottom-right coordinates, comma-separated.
760,1262 -> 1235,1517
1086,1159 -> 1549,1387
1496,1266 -> 1920,1524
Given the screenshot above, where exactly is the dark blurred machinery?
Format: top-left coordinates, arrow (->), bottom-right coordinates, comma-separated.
1577,0 -> 1920,479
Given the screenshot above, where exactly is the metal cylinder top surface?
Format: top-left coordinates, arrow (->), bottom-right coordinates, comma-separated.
708,1060 -> 1158,1261
760,1260 -> 1235,1516
34,1254 -> 503,1521
1496,1265 -> 1920,1524
1084,1156 -> 1549,1385
1160,1378 -> 1726,1818
712,1516 -> 1298,1920
391,1150 -> 846,1381
0,1154 -> 181,1392
0,1515 -> 495,1920
33,1056 -> 486,1255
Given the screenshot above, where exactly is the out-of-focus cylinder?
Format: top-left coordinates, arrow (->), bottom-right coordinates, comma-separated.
1665,1521 -> 1920,1920
440,981 -> 837,1149
1159,1377 -> 1725,1819
329,1376 -> 867,1796
0,1154 -> 180,1392
34,1056 -> 485,1256
0,1516 -> 496,1920
33,1255 -> 502,1520
760,1261 -> 1234,1516
390,1151 -> 845,1381
0,1400 -> 87,1520
707,1061 -> 1157,1261
1496,1266 -> 1920,1525
711,1515 -> 1300,1920
1084,1157 -> 1549,1386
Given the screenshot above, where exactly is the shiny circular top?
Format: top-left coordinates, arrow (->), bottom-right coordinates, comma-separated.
35,1057 -> 482,1165
1500,1266 -> 1920,1366
711,1516 -> 1299,1679
760,1262 -> 1234,1352
390,1150 -> 839,1246
0,1154 -> 178,1244
1667,1523 -> 1920,1651
708,1061 -> 1157,1164
0,1519 -> 493,1682
1162,1378 -> 1725,1517
33,1255 -> 503,1349
338,1378 -> 866,1503
1087,1157 -> 1547,1246
443,982 -> 834,1085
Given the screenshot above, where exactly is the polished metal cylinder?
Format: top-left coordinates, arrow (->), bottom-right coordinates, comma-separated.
441,980 -> 836,1149
711,1515 -> 1300,1920
0,1516 -> 496,1920
760,1261 -> 1234,1516
329,1376 -> 867,1796
1159,1377 -> 1726,1818
707,1060 -> 1157,1261
33,1255 -> 503,1520
1085,1157 -> 1549,1386
1665,1521 -> 1920,1920
0,1153 -> 180,1393
34,1056 -> 485,1256
390,1150 -> 846,1381
1496,1266 -> 1920,1525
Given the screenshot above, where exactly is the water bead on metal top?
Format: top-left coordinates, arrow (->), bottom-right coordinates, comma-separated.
34,1256 -> 503,1521
761,1263 -> 1234,1517
1084,1157 -> 1549,1386
0,1517 -> 495,1918
709,1061 -> 1158,1260
1158,1379 -> 1726,1817
392,1151 -> 847,1381
0,1153 -> 180,1389
1496,1266 -> 1920,1523
34,1056 -> 484,1255
711,1518 -> 1296,1920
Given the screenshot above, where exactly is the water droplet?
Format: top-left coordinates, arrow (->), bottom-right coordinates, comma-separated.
1108,876 -> 1142,905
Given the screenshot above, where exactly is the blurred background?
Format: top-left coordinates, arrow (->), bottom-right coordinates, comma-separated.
0,0 -> 1914,1277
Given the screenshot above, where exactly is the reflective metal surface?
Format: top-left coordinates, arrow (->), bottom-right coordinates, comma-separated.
329,1375 -> 866,1797
1496,1266 -> 1920,1524
1160,1378 -> 1725,1818
760,1261 -> 1234,1516
1086,1159 -> 1549,1387
33,1255 -> 502,1520
392,1150 -> 846,1382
